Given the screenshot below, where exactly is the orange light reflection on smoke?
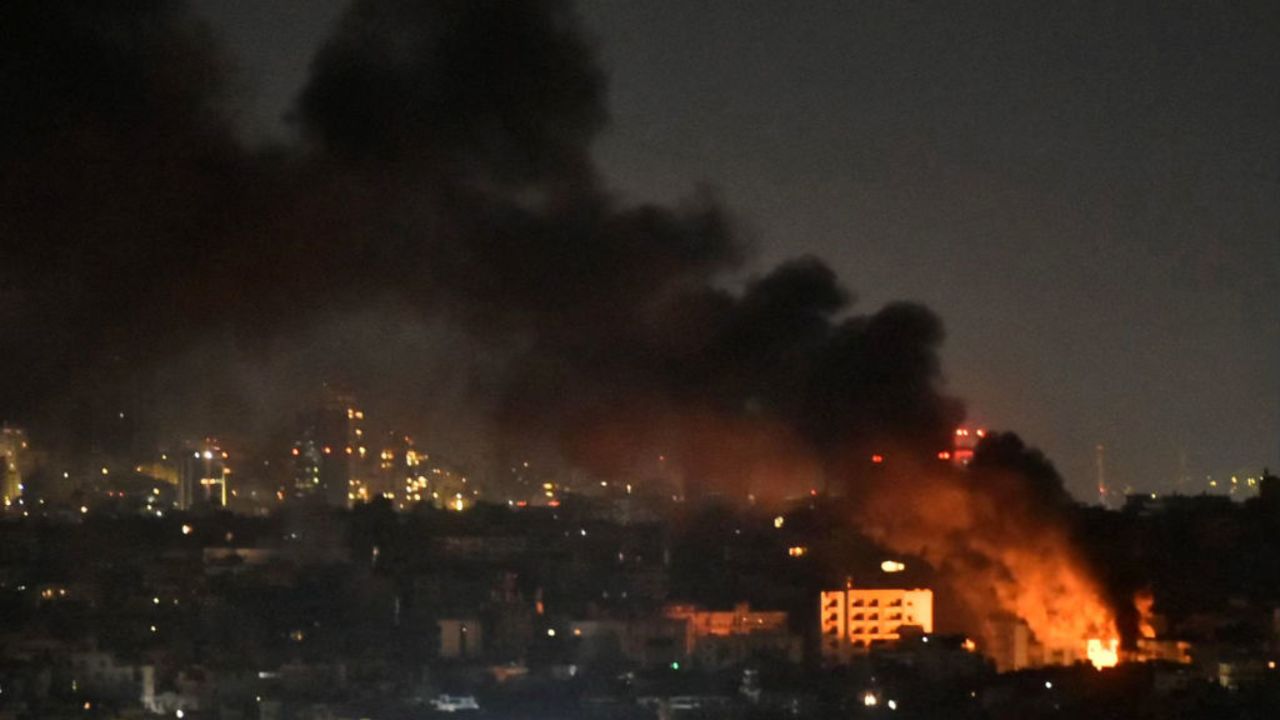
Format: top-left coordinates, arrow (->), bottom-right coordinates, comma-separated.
856,459 -> 1120,669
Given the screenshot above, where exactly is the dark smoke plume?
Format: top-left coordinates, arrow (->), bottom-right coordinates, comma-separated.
297,0 -> 607,187
1,0 -> 962,491
1,0 -> 247,442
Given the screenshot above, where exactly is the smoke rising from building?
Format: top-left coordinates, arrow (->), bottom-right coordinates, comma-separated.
850,434 -> 1118,666
2,0 -> 1126,650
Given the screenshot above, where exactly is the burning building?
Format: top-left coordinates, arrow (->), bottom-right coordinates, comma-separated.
852,434 -> 1122,673
984,616 -> 1118,671
1129,590 -> 1192,665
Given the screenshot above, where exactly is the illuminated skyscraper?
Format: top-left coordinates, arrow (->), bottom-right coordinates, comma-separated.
1095,443 -> 1110,508
291,389 -> 365,508
178,440 -> 229,509
1,425 -> 29,506
375,432 -> 417,504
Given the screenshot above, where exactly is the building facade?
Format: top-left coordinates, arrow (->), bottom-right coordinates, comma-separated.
291,390 -> 365,507
665,603 -> 802,668
178,441 -> 229,509
820,586 -> 933,664
1,425 -> 29,505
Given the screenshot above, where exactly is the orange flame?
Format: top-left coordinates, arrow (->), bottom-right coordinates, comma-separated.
855,459 -> 1118,669
1135,589 -> 1157,639
1087,638 -> 1119,668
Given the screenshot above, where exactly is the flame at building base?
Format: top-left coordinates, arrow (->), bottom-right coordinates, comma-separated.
852,454 -> 1121,672
1087,637 -> 1120,669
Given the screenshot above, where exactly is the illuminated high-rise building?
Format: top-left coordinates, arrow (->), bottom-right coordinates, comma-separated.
374,432 -> 418,504
291,389 -> 365,508
1095,443 -> 1110,508
178,440 -> 229,509
1,425 -> 30,506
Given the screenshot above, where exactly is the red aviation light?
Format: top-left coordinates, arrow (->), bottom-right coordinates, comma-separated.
871,454 -> 884,464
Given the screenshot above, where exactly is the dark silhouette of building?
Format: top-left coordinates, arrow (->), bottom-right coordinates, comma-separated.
291,388 -> 363,508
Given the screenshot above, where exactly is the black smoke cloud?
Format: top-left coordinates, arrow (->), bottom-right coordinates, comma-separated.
1,0 -> 246,436
1,0 -> 962,492
297,0 -> 606,187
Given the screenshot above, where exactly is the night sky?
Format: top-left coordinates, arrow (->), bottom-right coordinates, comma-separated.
192,0 -> 1278,498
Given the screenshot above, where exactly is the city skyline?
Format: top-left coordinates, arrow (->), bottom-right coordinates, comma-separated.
2,4 -> 1280,716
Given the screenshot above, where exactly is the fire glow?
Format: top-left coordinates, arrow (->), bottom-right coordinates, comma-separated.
1087,638 -> 1119,668
1135,589 -> 1158,639
854,456 -> 1120,670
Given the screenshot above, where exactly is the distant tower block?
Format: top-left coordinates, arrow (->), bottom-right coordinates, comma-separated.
950,427 -> 986,466
291,388 -> 365,508
1,426 -> 29,505
179,440 -> 229,509
1095,444 -> 1109,508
